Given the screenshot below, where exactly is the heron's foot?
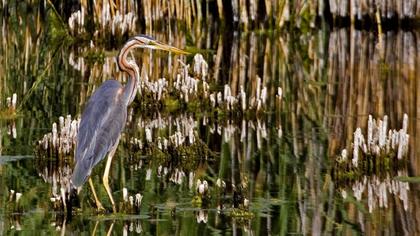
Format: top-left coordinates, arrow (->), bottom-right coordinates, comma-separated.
88,178 -> 106,213
95,200 -> 106,213
103,177 -> 117,213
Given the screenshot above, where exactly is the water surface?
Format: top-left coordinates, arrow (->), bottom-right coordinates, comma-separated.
1,4 -> 420,235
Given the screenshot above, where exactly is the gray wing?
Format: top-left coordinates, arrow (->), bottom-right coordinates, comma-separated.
71,80 -> 128,187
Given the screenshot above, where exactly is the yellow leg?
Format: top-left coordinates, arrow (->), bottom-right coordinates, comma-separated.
89,178 -> 105,212
91,221 -> 99,236
106,222 -> 115,236
103,137 -> 120,213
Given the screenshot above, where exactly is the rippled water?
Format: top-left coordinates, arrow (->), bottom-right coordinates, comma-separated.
1,3 -> 420,235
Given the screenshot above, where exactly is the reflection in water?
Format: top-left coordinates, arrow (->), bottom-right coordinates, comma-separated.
196,209 -> 208,223
334,113 -> 412,215
123,220 -> 143,234
38,161 -> 72,210
1,5 -> 420,234
346,172 -> 410,212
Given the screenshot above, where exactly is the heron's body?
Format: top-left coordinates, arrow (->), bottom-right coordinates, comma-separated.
69,35 -> 188,212
71,80 -> 127,187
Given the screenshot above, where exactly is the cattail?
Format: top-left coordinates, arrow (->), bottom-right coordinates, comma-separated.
340,149 -> 347,161
240,86 -> 246,111
277,87 -> 282,100
216,178 -> 226,188
123,188 -> 128,202
217,92 -> 222,105
243,198 -> 249,207
146,168 -> 152,181
11,93 -> 17,109
193,54 -> 208,78
9,190 -> 15,202
136,222 -> 142,233
260,86 -> 267,106
277,125 -> 283,138
129,196 -> 134,206
353,128 -> 363,167
135,193 -> 143,207
6,97 -> 11,108
197,180 -> 208,195
402,114 -> 408,132
145,128 -> 152,143
196,209 -> 208,223
52,123 -> 58,148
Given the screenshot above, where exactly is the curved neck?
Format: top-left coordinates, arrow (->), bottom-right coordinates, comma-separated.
122,63 -> 140,105
117,42 -> 141,106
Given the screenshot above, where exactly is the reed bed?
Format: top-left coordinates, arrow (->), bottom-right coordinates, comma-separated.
29,27 -> 419,229
0,1 -> 44,111
324,29 -> 419,234
140,0 -> 316,28
67,0 -> 138,37
37,115 -> 79,157
6,0 -> 418,38
335,114 -> 409,168
82,0 -> 420,30
333,114 -> 410,216
37,160 -> 73,210
120,0 -> 420,29
325,29 -> 420,172
330,0 -> 420,21
2,3 -> 419,232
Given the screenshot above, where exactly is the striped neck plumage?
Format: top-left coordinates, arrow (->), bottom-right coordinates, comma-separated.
117,40 -> 142,105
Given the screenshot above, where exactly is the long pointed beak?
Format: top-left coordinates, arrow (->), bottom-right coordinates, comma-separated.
150,41 -> 190,55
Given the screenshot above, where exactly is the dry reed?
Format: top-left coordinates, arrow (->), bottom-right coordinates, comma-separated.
44,0 -> 420,33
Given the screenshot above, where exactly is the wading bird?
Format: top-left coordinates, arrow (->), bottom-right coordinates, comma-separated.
70,35 -> 188,212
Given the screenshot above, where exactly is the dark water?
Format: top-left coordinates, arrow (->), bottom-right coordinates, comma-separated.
1,2 -> 420,235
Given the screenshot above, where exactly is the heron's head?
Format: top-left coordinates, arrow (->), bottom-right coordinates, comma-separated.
117,34 -> 189,71
130,34 -> 190,55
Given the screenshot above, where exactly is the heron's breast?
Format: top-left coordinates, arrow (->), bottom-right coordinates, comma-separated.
114,87 -> 124,102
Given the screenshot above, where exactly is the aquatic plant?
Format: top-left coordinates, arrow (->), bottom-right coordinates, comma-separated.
335,114 -> 409,169
192,179 -> 210,206
6,190 -> 23,212
6,94 -> 17,112
0,93 -> 18,120
67,0 -> 138,37
195,209 -> 208,223
123,221 -> 143,234
42,164 -> 73,211
37,115 -> 79,157
334,114 -> 411,214
119,188 -> 143,214
0,94 -> 18,143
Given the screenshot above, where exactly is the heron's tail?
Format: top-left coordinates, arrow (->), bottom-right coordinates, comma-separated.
71,160 -> 91,188
68,161 -> 89,211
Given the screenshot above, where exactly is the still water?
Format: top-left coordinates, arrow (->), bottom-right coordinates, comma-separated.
1,3 -> 420,236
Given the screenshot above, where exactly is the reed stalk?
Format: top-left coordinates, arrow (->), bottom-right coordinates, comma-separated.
41,0 -> 420,32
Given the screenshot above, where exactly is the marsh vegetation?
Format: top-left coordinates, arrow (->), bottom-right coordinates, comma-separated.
0,0 -> 419,235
